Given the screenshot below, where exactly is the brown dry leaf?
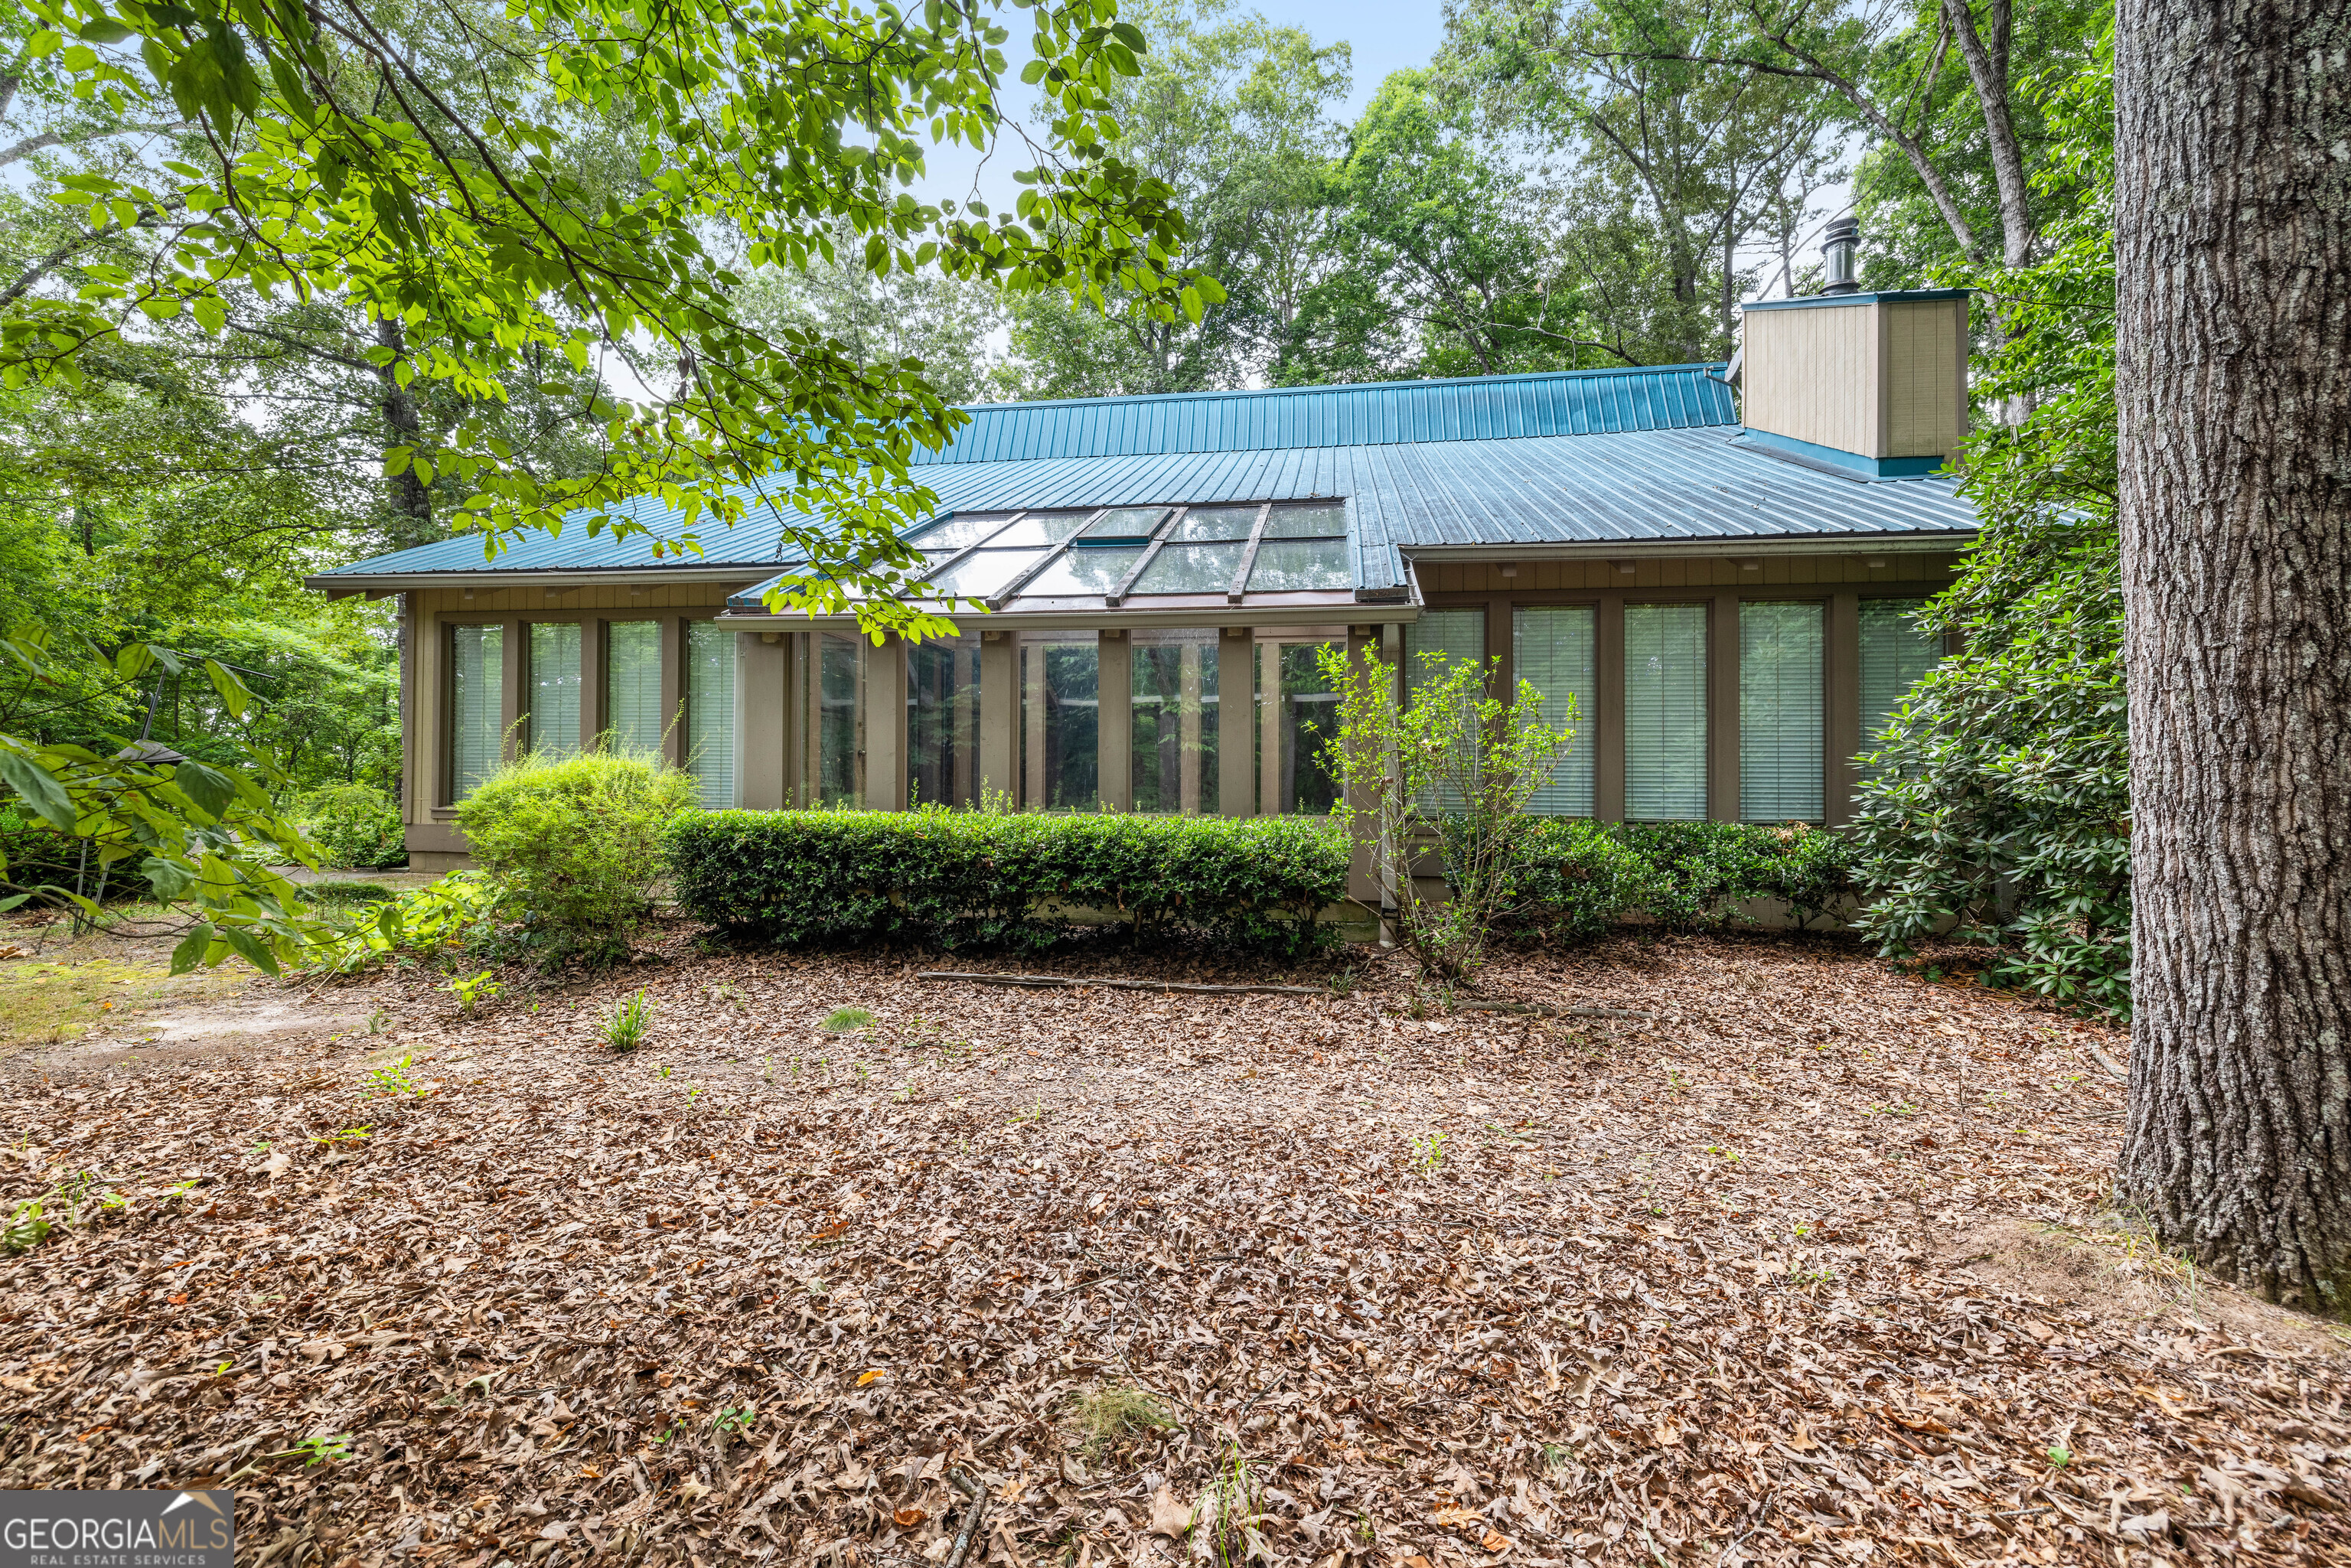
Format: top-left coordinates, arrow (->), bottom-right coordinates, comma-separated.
0,926 -> 2342,1566
1146,1485 -> 1195,1538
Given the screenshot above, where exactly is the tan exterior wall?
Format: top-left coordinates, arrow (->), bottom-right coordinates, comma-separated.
396,551 -> 1957,864
1744,304 -> 1880,456
1420,555 -> 1958,827
403,580 -> 758,859
1743,296 -> 1968,461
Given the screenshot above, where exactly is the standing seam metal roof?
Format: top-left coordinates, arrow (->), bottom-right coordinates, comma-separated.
311,366 -> 1975,585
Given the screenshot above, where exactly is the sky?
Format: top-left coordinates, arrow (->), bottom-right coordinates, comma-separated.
915,0 -> 1453,218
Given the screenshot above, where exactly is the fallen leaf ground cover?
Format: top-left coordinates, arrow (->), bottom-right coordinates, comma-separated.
2,930 -> 2345,1567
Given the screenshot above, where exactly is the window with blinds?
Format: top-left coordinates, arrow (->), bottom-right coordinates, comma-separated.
1404,608 -> 1484,812
1624,604 -> 1708,820
685,620 -> 735,809
448,624 -> 503,801
527,622 -> 581,758
1515,605 -> 1596,816
605,621 -> 664,756
817,632 -> 863,806
1739,601 -> 1824,822
1859,598 -> 1945,748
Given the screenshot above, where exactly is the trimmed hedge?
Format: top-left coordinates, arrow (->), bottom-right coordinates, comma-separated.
1483,819 -> 1858,944
664,807 -> 1351,958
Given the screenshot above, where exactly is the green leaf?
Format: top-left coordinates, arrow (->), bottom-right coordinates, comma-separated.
217,923 -> 282,976
144,855 -> 197,901
171,759 -> 238,820
0,751 -> 77,831
169,922 -> 215,976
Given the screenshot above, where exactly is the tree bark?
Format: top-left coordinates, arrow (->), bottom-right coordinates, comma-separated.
374,316 -> 435,550
2115,0 -> 2351,1317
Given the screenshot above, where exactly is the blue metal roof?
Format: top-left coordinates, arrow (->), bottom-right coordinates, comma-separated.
917,363 -> 1736,464
313,366 -> 1977,588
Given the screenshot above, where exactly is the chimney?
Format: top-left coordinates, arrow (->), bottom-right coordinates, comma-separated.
1820,216 -> 1860,295
1735,222 -> 1968,480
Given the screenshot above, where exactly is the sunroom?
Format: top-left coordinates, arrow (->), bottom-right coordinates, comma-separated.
307,288 -> 1982,872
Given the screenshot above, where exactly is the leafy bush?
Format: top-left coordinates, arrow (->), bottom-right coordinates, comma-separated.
1845,36 -> 2131,1018
296,784 -> 406,869
455,751 -> 696,965
0,806 -> 88,897
664,807 -> 1349,959
1316,643 -> 1575,983
1484,820 -> 1858,944
307,871 -> 498,974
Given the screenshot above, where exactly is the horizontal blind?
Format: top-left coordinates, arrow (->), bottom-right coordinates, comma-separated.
1405,608 -> 1484,812
1739,600 -> 1824,822
685,620 -> 735,808
1858,598 -> 1944,748
817,634 -> 864,805
605,621 -> 664,757
1515,605 -> 1596,816
448,624 -> 502,800
527,622 -> 581,758
1624,603 -> 1708,820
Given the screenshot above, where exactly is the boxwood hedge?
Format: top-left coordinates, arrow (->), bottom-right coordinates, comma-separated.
663,807 -> 1351,957
1482,819 -> 1858,944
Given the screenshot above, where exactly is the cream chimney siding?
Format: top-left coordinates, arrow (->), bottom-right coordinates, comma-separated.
1740,291 -> 1970,477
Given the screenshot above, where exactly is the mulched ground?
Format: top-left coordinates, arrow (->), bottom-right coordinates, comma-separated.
2,929 -> 2346,1567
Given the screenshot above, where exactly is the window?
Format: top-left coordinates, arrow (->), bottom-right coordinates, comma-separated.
1859,598 -> 1944,747
908,633 -> 983,808
1625,603 -> 1708,820
1406,609 -> 1485,811
605,621 -> 664,755
1131,630 -> 1219,814
1515,605 -> 1597,816
527,623 -> 581,758
1271,641 -> 1343,815
1740,601 -> 1824,823
448,624 -> 503,801
685,620 -> 735,809
1021,636 -> 1099,810
817,632 -> 863,806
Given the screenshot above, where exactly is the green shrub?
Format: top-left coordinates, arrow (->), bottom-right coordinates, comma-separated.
303,880 -> 397,907
663,807 -> 1349,959
0,805 -> 89,898
456,751 -> 696,965
1483,820 -> 1857,944
307,870 -> 497,974
296,784 -> 406,869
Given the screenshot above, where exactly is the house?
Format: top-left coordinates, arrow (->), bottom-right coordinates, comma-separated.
308,288 -> 1977,873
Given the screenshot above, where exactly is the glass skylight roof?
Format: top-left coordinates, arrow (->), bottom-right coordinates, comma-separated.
1133,542 -> 1245,595
1022,548 -> 1143,598
756,498 -> 1358,613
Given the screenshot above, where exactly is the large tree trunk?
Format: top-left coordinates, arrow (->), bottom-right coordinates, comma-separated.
375,316 -> 435,551
2115,0 -> 2351,1316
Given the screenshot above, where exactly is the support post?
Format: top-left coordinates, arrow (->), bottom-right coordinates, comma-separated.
1218,628 -> 1254,815
980,632 -> 1016,804
1097,628 -> 1132,811
864,634 -> 907,810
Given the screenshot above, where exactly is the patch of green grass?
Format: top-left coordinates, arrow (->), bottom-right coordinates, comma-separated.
1071,1385 -> 1176,1456
0,957 -> 239,1051
822,1006 -> 874,1032
304,882 -> 396,907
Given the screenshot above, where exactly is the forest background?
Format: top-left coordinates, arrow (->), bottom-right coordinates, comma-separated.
0,0 -> 2114,842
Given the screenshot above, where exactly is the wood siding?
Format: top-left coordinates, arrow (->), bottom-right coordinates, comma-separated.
1743,297 -> 1968,461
